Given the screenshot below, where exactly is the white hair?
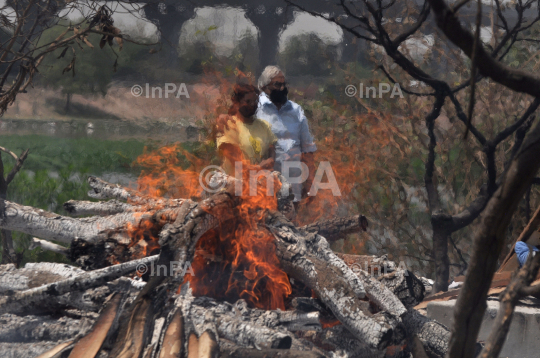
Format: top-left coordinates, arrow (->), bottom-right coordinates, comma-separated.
258,65 -> 284,89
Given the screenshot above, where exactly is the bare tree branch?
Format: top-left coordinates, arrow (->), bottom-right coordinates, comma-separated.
463,0 -> 482,139
479,251 -> 540,358
0,147 -> 18,161
448,116 -> 540,358
391,1 -> 431,47
428,0 -> 540,97
424,94 -> 446,214
499,202 -> 540,270
5,149 -> 28,185
493,98 -> 540,145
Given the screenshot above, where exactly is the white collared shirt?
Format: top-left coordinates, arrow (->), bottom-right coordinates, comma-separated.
256,93 -> 317,201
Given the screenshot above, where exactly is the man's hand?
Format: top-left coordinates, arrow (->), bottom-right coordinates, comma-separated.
218,143 -> 243,163
258,157 -> 275,170
216,114 -> 235,134
259,144 -> 276,171
302,152 -> 316,198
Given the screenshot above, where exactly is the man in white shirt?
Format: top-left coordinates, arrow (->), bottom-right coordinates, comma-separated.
256,66 -> 317,204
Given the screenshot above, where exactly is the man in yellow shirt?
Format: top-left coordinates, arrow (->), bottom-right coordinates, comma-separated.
216,84 -> 277,176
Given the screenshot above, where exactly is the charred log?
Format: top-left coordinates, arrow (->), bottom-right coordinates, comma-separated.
29,238 -> 69,256
296,325 -> 386,358
0,199 -> 171,245
0,341 -> 73,358
336,253 -> 397,275
66,292 -> 123,358
337,253 -> 425,308
300,215 -> 368,241
220,346 -> 327,358
0,256 -> 156,315
401,309 -> 450,358
0,313 -> 94,343
0,262 -> 84,293
0,175 -> 451,357
1,262 -> 145,316
64,199 -> 135,217
378,270 -> 425,309
156,310 -> 184,358
267,212 -> 401,350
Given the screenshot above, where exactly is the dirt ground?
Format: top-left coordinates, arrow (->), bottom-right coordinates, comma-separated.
4,82 -> 222,124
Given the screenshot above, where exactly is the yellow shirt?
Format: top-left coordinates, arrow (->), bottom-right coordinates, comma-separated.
216,116 -> 277,175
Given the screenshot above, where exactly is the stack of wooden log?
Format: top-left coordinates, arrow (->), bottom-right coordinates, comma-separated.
0,174 -> 451,357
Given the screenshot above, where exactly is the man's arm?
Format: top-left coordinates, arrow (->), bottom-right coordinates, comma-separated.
218,143 -> 243,163
259,144 -> 275,170
216,114 -> 235,133
298,107 -> 317,197
302,151 -> 315,197
220,143 -> 275,172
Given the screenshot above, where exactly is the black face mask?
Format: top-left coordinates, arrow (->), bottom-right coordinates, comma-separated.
238,105 -> 257,119
269,87 -> 288,105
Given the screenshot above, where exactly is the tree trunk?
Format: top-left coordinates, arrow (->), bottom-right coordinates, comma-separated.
1,229 -> 16,265
0,148 -> 29,266
431,215 -> 452,293
444,114 -> 540,358
65,92 -> 72,112
0,152 -> 16,265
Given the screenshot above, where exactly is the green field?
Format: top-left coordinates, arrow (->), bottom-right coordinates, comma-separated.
0,135 -> 151,265
0,134 -> 148,174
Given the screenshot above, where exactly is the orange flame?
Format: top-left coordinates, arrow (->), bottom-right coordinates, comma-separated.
121,144 -> 207,267
295,110 -> 410,252
185,155 -> 292,310
135,143 -> 207,200
133,140 -> 291,310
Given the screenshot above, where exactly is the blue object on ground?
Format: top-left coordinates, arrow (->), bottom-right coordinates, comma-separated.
515,241 -> 539,268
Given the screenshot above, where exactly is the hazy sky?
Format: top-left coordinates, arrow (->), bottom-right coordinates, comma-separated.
2,0 -> 513,51
177,7 -> 343,54
0,1 -> 343,50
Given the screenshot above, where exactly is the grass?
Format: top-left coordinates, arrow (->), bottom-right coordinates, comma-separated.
0,135 -> 152,265
0,134 -> 148,174
0,134 -> 219,265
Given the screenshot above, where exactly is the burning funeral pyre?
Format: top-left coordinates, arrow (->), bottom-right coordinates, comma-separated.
0,156 -> 449,358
